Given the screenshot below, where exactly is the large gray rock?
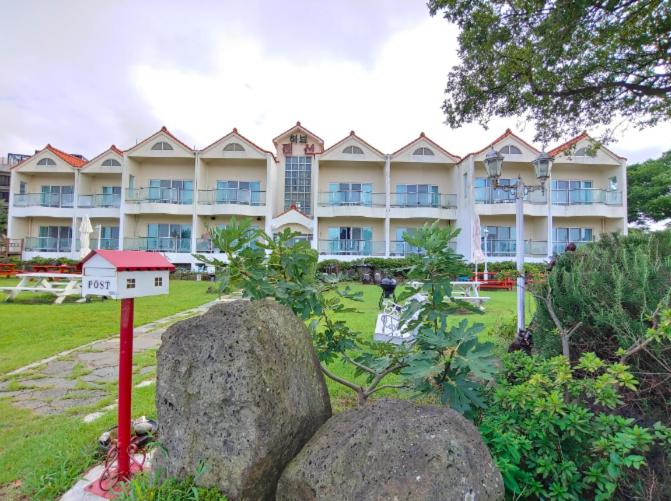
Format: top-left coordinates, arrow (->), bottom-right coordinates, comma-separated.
155,299 -> 331,501
277,399 -> 504,501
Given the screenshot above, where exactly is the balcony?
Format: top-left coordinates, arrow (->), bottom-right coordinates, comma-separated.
14,192 -> 74,208
552,240 -> 592,255
124,237 -> 191,253
317,191 -> 385,207
78,193 -> 121,208
75,238 -> 119,251
482,239 -> 548,257
474,188 -> 547,205
552,189 -> 622,205
24,236 -> 72,252
389,240 -> 457,257
390,192 -> 457,209
318,239 -> 385,256
126,187 -> 193,205
198,188 -> 266,206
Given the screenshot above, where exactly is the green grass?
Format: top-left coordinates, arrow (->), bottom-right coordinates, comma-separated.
0,281 -> 528,499
0,278 -> 215,374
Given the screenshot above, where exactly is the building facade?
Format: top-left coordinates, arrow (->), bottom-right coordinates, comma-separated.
6,123 -> 627,267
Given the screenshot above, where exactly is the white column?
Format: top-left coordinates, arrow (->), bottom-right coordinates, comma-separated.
384,155 -> 391,257
6,170 -> 14,239
516,180 -> 525,332
547,172 -> 553,259
265,155 -> 274,237
620,159 -> 628,235
118,153 -> 128,250
312,156 -> 319,250
191,153 -> 199,259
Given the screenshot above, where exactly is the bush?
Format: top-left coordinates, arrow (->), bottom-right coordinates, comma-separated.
472,260 -> 547,274
532,231 -> 671,418
118,472 -> 227,500
480,352 -> 671,500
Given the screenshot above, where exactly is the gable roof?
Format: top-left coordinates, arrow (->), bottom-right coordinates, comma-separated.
10,144 -> 87,170
201,128 -> 277,161
81,145 -> 124,169
460,128 -> 540,162
80,249 -> 175,271
272,121 -> 324,144
126,126 -> 194,154
549,132 -> 626,160
391,132 -> 461,162
320,130 -> 385,158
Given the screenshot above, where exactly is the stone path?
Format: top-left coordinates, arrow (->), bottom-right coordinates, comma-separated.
0,298 -> 225,418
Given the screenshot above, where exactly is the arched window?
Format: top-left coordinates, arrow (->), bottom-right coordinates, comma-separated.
500,145 -> 522,155
223,142 -> 245,152
101,159 -> 121,167
574,147 -> 596,157
151,141 -> 173,151
413,147 -> 435,156
343,145 -> 364,155
37,158 -> 56,166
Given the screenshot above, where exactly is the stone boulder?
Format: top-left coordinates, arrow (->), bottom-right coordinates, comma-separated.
276,399 -> 503,501
155,299 -> 331,501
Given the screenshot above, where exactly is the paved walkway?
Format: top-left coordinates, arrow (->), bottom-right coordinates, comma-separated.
0,298 -> 225,417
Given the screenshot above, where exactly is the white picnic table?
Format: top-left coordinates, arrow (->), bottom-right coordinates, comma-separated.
0,272 -> 83,304
407,280 -> 490,308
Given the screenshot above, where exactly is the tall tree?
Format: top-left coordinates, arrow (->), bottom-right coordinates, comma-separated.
0,199 -> 7,236
428,0 -> 671,143
627,150 -> 671,224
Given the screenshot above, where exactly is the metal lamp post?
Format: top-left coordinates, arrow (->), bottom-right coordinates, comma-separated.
483,149 -> 553,332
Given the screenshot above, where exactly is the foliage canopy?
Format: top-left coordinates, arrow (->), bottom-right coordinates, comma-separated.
627,150 -> 671,223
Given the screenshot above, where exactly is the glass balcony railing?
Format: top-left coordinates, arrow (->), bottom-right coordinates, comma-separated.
24,237 -> 72,252
390,240 -> 457,256
552,240 -> 592,254
198,189 -> 266,206
390,193 -> 457,208
551,189 -> 622,205
482,239 -> 548,257
75,238 -> 119,251
474,188 -> 546,204
78,193 -> 121,208
317,191 -> 385,207
126,188 -> 194,205
318,239 -> 385,256
124,237 -> 192,252
13,193 -> 74,208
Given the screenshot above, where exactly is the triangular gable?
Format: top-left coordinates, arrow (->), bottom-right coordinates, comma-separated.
319,131 -> 385,161
271,205 -> 313,232
272,121 -> 324,145
549,132 -> 625,163
126,126 -> 194,157
391,132 -> 460,163
462,129 -> 540,163
200,128 -> 274,160
81,145 -> 124,172
11,145 -> 83,173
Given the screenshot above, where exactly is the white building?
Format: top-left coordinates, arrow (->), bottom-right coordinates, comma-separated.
6,123 -> 627,267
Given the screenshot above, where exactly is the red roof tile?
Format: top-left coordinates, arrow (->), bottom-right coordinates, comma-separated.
272,121 -> 324,144
126,126 -> 195,154
80,250 -> 175,271
459,128 -> 540,162
548,132 -> 626,160
320,130 -> 385,158
10,144 -> 87,170
81,145 -> 124,169
201,128 -> 277,162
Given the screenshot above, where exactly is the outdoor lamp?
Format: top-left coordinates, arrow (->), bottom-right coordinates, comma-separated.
532,150 -> 554,187
483,149 -> 504,183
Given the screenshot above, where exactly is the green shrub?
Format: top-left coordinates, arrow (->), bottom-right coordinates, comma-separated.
532,231 -> 671,416
480,352 -> 671,500
472,261 -> 547,274
118,472 -> 227,500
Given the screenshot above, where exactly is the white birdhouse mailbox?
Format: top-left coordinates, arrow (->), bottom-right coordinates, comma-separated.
80,250 -> 175,299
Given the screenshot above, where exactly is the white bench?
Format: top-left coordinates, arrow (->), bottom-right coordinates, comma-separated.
2,273 -> 82,304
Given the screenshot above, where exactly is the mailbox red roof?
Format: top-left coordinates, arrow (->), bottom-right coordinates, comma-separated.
80,250 -> 176,272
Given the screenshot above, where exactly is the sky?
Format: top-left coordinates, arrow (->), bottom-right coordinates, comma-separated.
1,0 -> 669,163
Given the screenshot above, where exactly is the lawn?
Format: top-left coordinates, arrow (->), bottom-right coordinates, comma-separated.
0,278 -> 215,374
0,281 -> 529,499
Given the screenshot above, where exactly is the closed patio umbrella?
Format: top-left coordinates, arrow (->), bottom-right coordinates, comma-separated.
79,215 -> 94,258
472,213 -> 486,276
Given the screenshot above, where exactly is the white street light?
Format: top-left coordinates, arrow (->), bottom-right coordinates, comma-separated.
484,148 -> 554,334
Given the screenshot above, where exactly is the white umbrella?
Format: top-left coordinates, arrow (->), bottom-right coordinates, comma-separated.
79,215 -> 94,258
472,213 -> 486,276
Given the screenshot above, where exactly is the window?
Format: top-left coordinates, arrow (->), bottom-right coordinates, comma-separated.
216,180 -> 262,205
223,142 -> 245,152
609,176 -> 618,191
463,172 -> 468,199
342,145 -> 364,155
553,227 -> 593,254
474,177 -> 518,203
40,185 -> 74,207
101,158 -> 121,167
326,226 -> 373,255
148,179 -> 193,204
328,182 -> 373,205
37,158 -> 56,166
151,141 -> 173,151
500,145 -> 522,155
35,226 -> 72,252
99,226 -> 119,249
412,147 -> 434,156
147,223 -> 192,252
395,184 -> 439,207
574,147 -> 596,157
154,276 -> 163,287
551,179 -> 593,204
126,278 -> 136,289
284,156 -> 312,214
481,226 -> 516,256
